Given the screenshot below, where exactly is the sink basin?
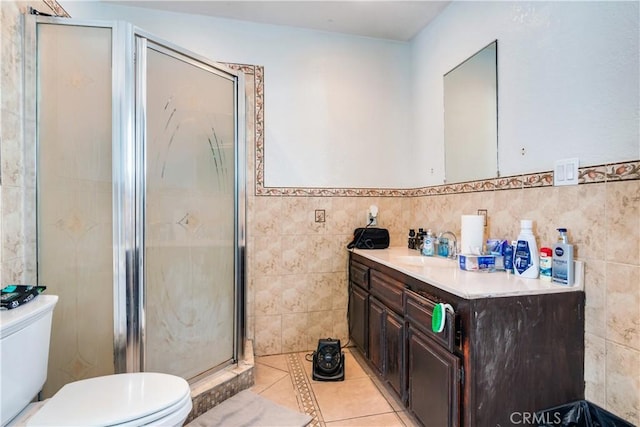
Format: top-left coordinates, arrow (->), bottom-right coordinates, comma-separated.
393,255 -> 454,267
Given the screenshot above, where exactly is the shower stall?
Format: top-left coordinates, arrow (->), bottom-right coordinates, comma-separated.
24,14 -> 245,397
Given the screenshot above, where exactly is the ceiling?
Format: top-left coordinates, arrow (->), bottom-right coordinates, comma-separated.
105,1 -> 452,41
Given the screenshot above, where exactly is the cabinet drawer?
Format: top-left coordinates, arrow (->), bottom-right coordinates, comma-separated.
370,270 -> 404,314
350,260 -> 369,289
405,289 -> 455,352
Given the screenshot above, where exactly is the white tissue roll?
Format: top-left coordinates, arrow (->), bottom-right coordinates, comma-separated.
461,215 -> 485,255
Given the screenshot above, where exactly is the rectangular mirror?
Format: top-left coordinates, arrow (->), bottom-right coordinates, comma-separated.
444,41 -> 498,184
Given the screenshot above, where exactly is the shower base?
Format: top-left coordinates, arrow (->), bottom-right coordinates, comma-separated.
185,339 -> 255,424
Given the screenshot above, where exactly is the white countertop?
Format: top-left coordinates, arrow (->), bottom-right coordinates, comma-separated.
351,247 -> 584,299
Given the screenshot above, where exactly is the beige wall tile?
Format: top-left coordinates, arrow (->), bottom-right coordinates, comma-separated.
251,234 -> 283,275
331,271 -> 349,311
584,260 -> 606,338
282,312 -> 309,353
254,315 -> 282,355
250,195 -> 282,236
574,183 -> 607,261
584,333 -> 606,407
606,341 -> 640,425
308,273 -> 337,312
307,310 -> 342,351
606,180 -> 640,265
330,197 -> 366,235
606,262 -> 640,350
253,274 -> 282,316
281,274 -> 309,314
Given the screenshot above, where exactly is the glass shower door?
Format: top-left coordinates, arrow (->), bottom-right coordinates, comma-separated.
141,43 -> 238,378
30,16 -> 243,388
35,22 -> 115,397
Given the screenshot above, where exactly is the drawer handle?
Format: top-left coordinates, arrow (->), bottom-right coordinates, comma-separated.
432,303 -> 454,333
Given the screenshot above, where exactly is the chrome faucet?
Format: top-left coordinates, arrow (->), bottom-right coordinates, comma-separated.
437,231 -> 458,259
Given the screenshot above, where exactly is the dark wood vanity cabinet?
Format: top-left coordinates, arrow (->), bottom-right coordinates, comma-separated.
369,297 -> 405,398
368,270 -> 406,401
348,252 -> 585,427
348,260 -> 369,355
348,284 -> 368,354
408,326 -> 461,427
405,288 -> 461,427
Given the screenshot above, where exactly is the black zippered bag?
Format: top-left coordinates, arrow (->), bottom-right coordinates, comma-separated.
347,227 -> 390,249
1,285 -> 47,310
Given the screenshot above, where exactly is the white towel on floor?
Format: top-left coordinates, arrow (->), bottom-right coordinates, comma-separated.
187,389 -> 312,427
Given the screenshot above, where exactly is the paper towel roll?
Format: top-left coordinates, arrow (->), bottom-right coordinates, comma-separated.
461,215 -> 485,255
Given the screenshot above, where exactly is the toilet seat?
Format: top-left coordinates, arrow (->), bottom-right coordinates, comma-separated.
26,372 -> 192,426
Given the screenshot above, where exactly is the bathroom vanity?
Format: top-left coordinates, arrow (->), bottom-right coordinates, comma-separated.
348,248 -> 585,427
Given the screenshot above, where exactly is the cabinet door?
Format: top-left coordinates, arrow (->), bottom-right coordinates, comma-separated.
368,297 -> 385,374
385,310 -> 405,400
408,327 -> 461,427
349,283 -> 368,355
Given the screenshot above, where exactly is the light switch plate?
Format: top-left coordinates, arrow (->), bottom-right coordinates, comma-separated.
554,158 -> 579,186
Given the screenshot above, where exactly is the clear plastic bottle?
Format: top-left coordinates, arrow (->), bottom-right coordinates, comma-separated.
513,220 -> 539,279
422,229 -> 435,256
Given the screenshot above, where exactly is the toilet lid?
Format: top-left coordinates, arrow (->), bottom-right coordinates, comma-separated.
26,372 -> 191,426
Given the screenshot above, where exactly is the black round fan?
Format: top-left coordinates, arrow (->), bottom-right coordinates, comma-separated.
312,338 -> 345,381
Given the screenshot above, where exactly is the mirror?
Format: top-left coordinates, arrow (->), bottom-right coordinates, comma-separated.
444,41 -> 498,184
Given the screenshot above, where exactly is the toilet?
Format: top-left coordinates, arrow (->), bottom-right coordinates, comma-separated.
0,295 -> 192,426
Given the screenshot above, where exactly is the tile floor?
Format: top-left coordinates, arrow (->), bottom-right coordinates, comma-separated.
251,347 -> 419,426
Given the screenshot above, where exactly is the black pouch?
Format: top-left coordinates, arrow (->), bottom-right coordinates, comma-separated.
1,285 -> 47,310
347,227 -> 390,250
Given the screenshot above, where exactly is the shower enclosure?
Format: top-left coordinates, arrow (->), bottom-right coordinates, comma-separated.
24,15 -> 245,396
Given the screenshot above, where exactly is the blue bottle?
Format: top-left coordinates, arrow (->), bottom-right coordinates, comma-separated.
502,239 -> 514,273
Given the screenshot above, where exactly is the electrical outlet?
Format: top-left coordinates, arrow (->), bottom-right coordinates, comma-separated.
315,209 -> 325,223
554,158 -> 579,186
367,212 -> 378,226
367,205 -> 378,226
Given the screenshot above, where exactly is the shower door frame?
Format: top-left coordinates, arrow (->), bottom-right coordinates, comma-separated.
24,15 -> 246,378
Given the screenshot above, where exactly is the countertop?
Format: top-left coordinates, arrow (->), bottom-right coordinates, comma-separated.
351,247 -> 584,299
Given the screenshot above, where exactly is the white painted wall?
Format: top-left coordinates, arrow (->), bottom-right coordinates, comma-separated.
59,1 -> 639,188
412,1 -> 640,184
59,1 -> 415,188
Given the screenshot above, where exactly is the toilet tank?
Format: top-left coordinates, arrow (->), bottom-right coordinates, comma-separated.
0,294 -> 58,426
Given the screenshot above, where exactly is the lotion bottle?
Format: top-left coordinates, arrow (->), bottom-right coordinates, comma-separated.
552,228 -> 574,285
514,220 -> 539,279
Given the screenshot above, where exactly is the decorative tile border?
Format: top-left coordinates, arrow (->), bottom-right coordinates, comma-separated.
43,0 -> 70,17
255,157 -> 639,197
287,353 -> 324,427
603,160 -> 640,182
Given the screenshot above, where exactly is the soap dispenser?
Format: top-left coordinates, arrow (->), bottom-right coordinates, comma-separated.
552,228 -> 574,285
422,229 -> 435,256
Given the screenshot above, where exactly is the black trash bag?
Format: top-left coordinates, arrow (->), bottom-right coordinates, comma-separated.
535,400 -> 634,427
